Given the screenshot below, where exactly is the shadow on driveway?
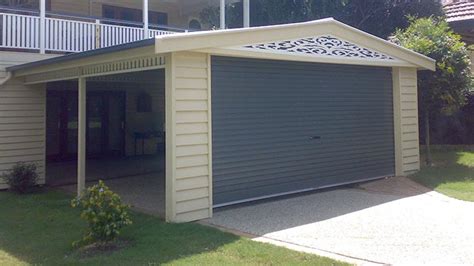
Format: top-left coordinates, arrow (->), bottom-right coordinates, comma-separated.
209,177 -> 429,234
206,177 -> 474,265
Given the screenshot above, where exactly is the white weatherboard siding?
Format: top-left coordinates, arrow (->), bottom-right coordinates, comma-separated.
0,52 -> 57,189
166,52 -> 212,222
392,67 -> 420,176
0,79 -> 46,189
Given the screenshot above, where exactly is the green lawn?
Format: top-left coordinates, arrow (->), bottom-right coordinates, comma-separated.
0,191 -> 347,266
411,146 -> 474,201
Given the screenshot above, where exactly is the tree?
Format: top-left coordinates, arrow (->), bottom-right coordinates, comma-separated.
200,0 -> 443,38
392,17 -> 471,165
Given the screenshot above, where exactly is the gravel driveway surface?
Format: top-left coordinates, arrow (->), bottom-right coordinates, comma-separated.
206,177 -> 474,265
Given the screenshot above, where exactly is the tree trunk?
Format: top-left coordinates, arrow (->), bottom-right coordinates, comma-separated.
424,111 -> 432,166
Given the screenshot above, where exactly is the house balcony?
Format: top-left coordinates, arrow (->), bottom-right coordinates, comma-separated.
0,7 -> 188,54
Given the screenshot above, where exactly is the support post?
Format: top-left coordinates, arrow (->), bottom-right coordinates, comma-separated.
77,78 -> 87,196
243,0 -> 250,28
39,0 -> 46,53
220,0 -> 226,29
95,19 -> 101,49
392,68 -> 403,176
143,0 -> 149,38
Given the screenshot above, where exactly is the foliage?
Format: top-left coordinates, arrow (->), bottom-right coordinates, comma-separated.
392,17 -> 471,164
0,191 -> 348,265
200,0 -> 443,38
429,94 -> 474,145
71,181 -> 132,246
2,162 -> 39,194
393,17 -> 471,116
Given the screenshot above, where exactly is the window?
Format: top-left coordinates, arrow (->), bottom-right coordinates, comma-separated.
0,0 -> 51,11
0,0 -> 38,9
102,5 -> 168,25
150,11 -> 168,26
189,19 -> 202,30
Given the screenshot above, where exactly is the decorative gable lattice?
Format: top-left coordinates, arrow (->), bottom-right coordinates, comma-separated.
240,35 -> 396,61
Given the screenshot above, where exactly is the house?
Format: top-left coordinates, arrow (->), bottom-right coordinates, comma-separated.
443,0 -> 474,82
0,1 -> 435,223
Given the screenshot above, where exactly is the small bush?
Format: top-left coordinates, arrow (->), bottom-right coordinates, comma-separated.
2,162 -> 39,194
71,180 -> 132,246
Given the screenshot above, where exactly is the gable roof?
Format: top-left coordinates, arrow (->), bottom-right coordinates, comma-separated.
155,18 -> 435,70
8,18 -> 435,75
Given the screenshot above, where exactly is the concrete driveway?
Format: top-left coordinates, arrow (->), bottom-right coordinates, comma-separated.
205,177 -> 474,265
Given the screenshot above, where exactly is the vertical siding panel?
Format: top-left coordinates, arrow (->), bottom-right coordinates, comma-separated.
393,67 -> 420,175
167,52 -> 212,222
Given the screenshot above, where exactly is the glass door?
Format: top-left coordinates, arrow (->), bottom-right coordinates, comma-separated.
87,94 -> 104,157
107,92 -> 125,156
66,91 -> 78,157
47,89 -> 126,161
46,93 -> 62,160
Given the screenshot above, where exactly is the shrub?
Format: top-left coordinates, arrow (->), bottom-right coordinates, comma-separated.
71,180 -> 132,246
2,162 -> 39,194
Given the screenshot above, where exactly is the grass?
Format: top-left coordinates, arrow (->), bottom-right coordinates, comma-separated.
411,146 -> 474,202
0,191 -> 348,266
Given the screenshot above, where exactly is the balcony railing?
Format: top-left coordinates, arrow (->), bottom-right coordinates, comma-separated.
0,10 -> 183,53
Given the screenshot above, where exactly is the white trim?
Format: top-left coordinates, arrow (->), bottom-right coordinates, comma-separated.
165,53 -> 176,222
198,48 -> 416,68
233,35 -> 399,62
20,55 -> 166,84
392,67 -> 403,176
207,53 -> 214,217
155,18 -> 435,71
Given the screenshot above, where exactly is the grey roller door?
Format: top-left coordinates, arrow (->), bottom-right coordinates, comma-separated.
211,56 -> 395,206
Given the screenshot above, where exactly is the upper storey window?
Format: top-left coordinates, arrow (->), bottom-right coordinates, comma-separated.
102,5 -> 168,26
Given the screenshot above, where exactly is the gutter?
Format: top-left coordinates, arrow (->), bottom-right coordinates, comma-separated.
0,72 -> 12,86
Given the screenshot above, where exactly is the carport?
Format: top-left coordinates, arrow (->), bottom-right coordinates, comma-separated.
4,18 -> 435,222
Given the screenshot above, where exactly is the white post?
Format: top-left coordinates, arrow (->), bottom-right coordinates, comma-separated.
95,19 -> 100,49
143,0 -> 149,38
39,0 -> 46,53
77,78 -> 87,196
243,0 -> 250,28
220,0 -> 226,29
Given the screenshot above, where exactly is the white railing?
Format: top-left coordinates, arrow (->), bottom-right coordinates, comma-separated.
1,13 -> 40,50
0,12 -> 177,53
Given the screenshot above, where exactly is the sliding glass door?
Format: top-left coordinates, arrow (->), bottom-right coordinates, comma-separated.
46,90 -> 125,161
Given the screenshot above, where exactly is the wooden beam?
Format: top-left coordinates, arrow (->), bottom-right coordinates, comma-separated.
77,77 -> 86,196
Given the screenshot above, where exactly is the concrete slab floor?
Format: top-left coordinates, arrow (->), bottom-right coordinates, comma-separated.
47,155 -> 164,186
205,177 -> 474,265
60,173 -> 165,218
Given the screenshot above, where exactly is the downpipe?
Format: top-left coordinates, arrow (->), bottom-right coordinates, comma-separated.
0,72 -> 12,86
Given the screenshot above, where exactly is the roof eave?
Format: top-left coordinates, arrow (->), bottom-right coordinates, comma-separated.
155,18 -> 436,71
7,38 -> 155,73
